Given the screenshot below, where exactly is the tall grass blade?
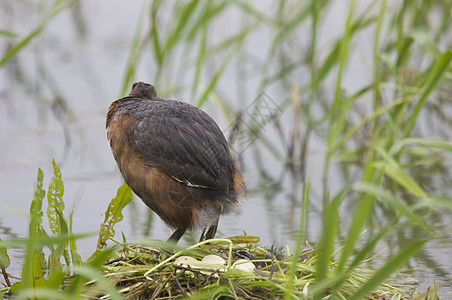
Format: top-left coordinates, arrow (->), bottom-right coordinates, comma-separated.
323,0 -> 356,205
191,24 -> 208,98
196,35 -> 247,108
326,219 -> 398,294
311,13 -> 375,93
348,218 -> 395,270
284,175 -> 311,300
0,30 -> 17,37
374,147 -> 428,199
12,287 -> 66,300
353,182 -> 433,234
403,51 -> 452,137
0,234 -> 91,250
411,31 -> 441,57
332,97 -> 410,153
349,240 -> 427,300
185,2 -> 228,42
372,0 -> 386,117
398,138 -> 452,153
336,130 -> 380,273
120,1 -> 148,96
316,190 -> 345,282
164,0 -> 200,53
330,0 -> 355,123
0,0 -> 76,68
300,174 -> 310,243
0,25 -> 46,68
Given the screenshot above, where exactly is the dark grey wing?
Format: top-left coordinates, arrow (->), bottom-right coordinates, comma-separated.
127,99 -> 234,191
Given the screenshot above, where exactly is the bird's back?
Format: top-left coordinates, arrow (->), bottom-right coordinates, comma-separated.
108,97 -> 236,192
106,87 -> 245,232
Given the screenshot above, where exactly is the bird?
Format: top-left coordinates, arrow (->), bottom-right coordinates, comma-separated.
106,82 -> 246,243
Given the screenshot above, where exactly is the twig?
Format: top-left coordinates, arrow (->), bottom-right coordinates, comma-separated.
1,263 -> 11,287
174,273 -> 188,297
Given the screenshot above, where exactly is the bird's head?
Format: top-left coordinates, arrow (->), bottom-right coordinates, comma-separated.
129,82 -> 157,99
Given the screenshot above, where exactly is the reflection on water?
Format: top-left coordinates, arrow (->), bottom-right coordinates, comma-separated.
1,0 -> 452,296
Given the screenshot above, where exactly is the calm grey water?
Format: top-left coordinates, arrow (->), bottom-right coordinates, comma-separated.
1,1 -> 451,297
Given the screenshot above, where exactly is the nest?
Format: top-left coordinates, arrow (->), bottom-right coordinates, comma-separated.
82,236 -> 406,299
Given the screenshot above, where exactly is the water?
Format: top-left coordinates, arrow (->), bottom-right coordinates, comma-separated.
1,1 -> 451,297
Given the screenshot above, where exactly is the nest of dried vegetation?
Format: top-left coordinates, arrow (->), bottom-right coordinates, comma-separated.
82,236 -> 406,300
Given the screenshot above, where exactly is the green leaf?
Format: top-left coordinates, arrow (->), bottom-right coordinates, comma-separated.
46,269 -> 66,291
49,252 -> 63,275
31,251 -> 47,288
430,279 -> 439,300
0,237 -> 10,269
22,168 -> 47,290
87,247 -> 117,267
30,168 -> 45,237
0,30 -> 18,37
54,209 -> 69,260
47,159 -> 65,236
96,183 -> 133,250
8,282 -> 21,293
69,209 -> 82,266
374,147 -> 428,199
400,138 -> 452,153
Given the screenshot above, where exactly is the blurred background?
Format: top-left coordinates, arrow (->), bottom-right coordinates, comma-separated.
1,0 -> 452,296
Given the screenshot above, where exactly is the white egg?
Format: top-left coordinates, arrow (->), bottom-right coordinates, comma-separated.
174,256 -> 198,268
201,254 -> 226,265
232,259 -> 255,272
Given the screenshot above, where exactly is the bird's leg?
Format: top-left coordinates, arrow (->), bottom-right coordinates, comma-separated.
199,217 -> 219,242
167,228 -> 186,243
205,223 -> 218,240
199,228 -> 207,242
